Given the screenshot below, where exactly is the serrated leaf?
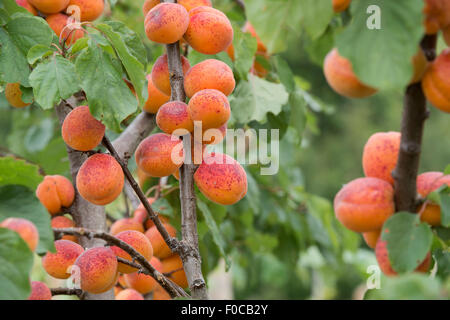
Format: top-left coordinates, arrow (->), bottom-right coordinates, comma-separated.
6,16 -> 53,55
27,44 -> 53,65
232,28 -> 257,80
0,156 -> 43,189
0,27 -> 29,85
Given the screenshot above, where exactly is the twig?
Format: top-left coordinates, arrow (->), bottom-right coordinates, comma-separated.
51,287 -> 84,298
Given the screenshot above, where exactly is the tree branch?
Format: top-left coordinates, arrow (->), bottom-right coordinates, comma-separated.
51,287 -> 84,298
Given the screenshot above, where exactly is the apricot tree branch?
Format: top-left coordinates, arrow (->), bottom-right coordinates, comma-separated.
51,287 -> 84,298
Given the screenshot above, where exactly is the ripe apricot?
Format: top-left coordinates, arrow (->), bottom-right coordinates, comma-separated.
423,0 -> 450,34
132,197 -> 156,223
28,0 -> 69,14
334,177 -> 395,233
324,48 -> 377,98
362,132 -> 401,185
46,13 -> 84,46
375,239 -> 431,276
184,7 -> 233,55
16,0 -> 37,15
202,123 -> 227,145
5,83 -> 30,108
110,218 -> 144,236
332,0 -> 351,13
179,0 -> 211,12
62,106 -> 105,151
184,59 -> 235,98
76,154 -> 124,206
42,240 -> 84,279
67,0 -> 104,22
145,3 -> 189,44
145,224 -> 176,259
143,0 -> 159,15
161,254 -> 188,288
417,172 -> 450,226
0,218 -> 39,252
188,89 -> 230,130
36,175 -> 75,215
51,216 -> 77,242
362,229 -> 381,249
153,284 -> 171,300
116,288 -> 144,300
135,133 -> 184,178
156,101 -> 194,135
151,54 -> 190,96
194,152 -> 248,205
124,257 -> 163,294
143,75 -> 170,114
73,247 -> 118,294
28,281 -> 52,300
226,44 -> 235,61
111,230 -> 153,274
422,48 -> 450,113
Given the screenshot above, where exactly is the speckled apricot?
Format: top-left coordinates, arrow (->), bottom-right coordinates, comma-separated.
145,224 -> 176,259
16,0 -> 37,15
417,172 -> 450,226
179,0 -> 211,12
202,123 -> 227,145
423,0 -> 450,34
51,216 -> 77,242
145,3 -> 189,44
143,74 -> 170,114
116,288 -> 144,300
151,54 -> 190,96
422,48 -> 450,113
156,101 -> 194,135
46,13 -> 84,45
0,218 -> 39,252
124,257 -> 163,294
67,0 -> 104,21
28,0 -> 69,14
324,48 -> 377,98
76,154 -> 124,206
334,177 -> 395,233
132,197 -> 155,223
362,229 -> 381,249
332,0 -> 351,13
5,83 -> 30,108
36,175 -> 75,215
28,281 -> 52,300
110,218 -> 144,235
161,254 -> 188,288
42,240 -> 84,279
194,152 -> 248,205
188,89 -> 230,130
111,230 -> 153,273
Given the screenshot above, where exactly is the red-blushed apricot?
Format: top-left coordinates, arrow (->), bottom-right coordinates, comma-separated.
362,229 -> 381,249
324,48 -> 377,98
132,197 -> 156,223
51,216 -> 77,243
188,89 -> 230,130
151,54 -> 191,96
184,59 -> 235,98
243,22 -> 267,55
417,172 -> 450,226
111,230 -> 153,274
110,218 -> 144,236
135,133 -> 184,178
145,224 -> 176,259
124,257 -> 163,294
28,281 -> 52,300
0,218 -> 39,252
161,254 -> 188,288
116,288 -> 144,300
143,0 -> 159,15
5,83 -> 30,108
422,48 -> 450,113
156,101 -> 194,135
334,177 -> 395,233
62,106 -> 105,151
143,75 -> 170,114
145,3 -> 189,44
332,0 -> 351,13
194,152 -> 248,205
423,0 -> 450,34
16,0 -> 37,15
73,247 -> 118,294
153,284 -> 171,300
42,240 -> 84,279
375,239 -> 431,276
411,49 -> 428,84
179,0 -> 212,12
46,13 -> 84,46
184,7 -> 233,55
67,0 -> 104,22
28,0 -> 69,14
36,175 -> 75,215
202,123 -> 227,145
362,132 -> 401,185
76,154 -> 124,205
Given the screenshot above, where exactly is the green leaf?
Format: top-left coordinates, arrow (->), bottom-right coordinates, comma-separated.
0,157 -> 42,189
24,118 -> 54,152
27,44 -> 53,65
0,228 -> 34,300
245,231 -> 278,253
440,191 -> 450,228
273,56 -> 295,93
444,164 -> 450,175
433,249 -> 450,278
0,27 -> 29,85
381,212 -> 433,273
152,198 -> 173,218
1,0 -> 30,16
6,16 -> 53,55
232,28 -> 257,80
289,91 -> 307,142
29,55 -> 81,109
298,0 -> 334,39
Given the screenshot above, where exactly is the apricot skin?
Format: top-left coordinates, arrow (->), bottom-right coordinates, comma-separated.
179,0 -> 212,12
110,218 -> 144,236
16,0 -> 37,15
67,0 -> 104,22
411,49 -> 428,84
202,123 -> 227,145
194,153 -> 248,205
42,240 -> 84,279
324,49 -> 377,98
28,281 -> 52,300
28,0 -> 69,14
156,101 -> 194,135
422,48 -> 450,113
124,257 -> 163,294
36,175 -> 75,215
184,59 -> 235,98
0,218 -> 39,252
423,0 -> 450,34
143,0 -> 159,15
153,284 -> 171,300
151,54 -> 190,96
51,216 -> 77,242
362,229 -> 381,249
76,154 -> 124,206
143,75 -> 170,114
46,13 -> 84,45
116,289 -> 144,300
188,89 -> 230,130
145,3 -> 189,44
417,172 -> 450,226
334,177 -> 395,233
5,83 -> 30,108
161,254 -> 188,288
332,0 -> 351,13
73,247 -> 118,294
111,230 -> 153,274
145,224 -> 176,259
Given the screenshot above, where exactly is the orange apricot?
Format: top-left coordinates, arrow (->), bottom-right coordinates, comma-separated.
0,218 -> 39,252
422,48 -> 450,113
46,13 -> 84,46
110,218 -> 144,235
145,224 -> 176,259
362,229 -> 381,249
132,197 -> 156,223
417,172 -> 450,226
111,230 -> 153,274
243,22 -> 267,55
202,123 -> 227,145
332,0 -> 351,13
28,281 -> 52,300
184,59 -> 235,98
124,257 -> 163,294
116,288 -> 144,300
194,152 -> 248,205
5,83 -> 30,108
143,74 -> 170,114
156,101 -> 194,135
151,54 -> 190,96
76,154 -> 124,206
188,89 -> 230,130
73,247 -> 118,294
153,284 -> 171,300
144,3 -> 189,44
42,240 -> 84,279
423,0 -> 450,34
333,177 -> 395,233
179,0 -> 212,12
143,0 -> 159,15
323,48 -> 377,98
226,43 -> 235,61
28,0 -> 69,14
161,254 -> 188,288
36,175 -> 75,215
15,0 -> 37,15
51,216 -> 78,242
135,133 -> 184,178
67,0 -> 104,22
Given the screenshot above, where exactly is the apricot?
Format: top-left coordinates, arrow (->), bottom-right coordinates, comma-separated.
42,240 -> 84,279
36,175 -> 75,215
153,284 -> 171,300
184,7 -> 233,55
332,0 -> 351,13
145,3 -> 189,44
28,0 -> 69,14
132,197 -> 156,223
46,13 -> 84,46
143,74 -> 170,114
423,0 -> 450,34
417,172 -> 450,226
145,223 -> 176,259
51,216 -> 77,242
422,48 -> 450,113
111,230 -> 153,274
188,89 -> 230,130
156,101 -> 194,135
334,177 -> 395,233
375,239 -> 431,276
62,106 -> 105,151
135,133 -> 184,178
73,247 -> 118,294
362,229 -> 381,249
362,132 -> 401,185
5,83 -> 30,108
226,44 -> 235,61
243,22 -> 267,55
179,0 -> 212,12
76,154 -> 124,205
124,257 -> 163,294
323,48 -> 377,98
16,0 -> 37,15
137,167 -> 152,188
110,218 -> 144,236
251,58 -> 270,78
194,152 -> 248,205
116,288 -> 144,300
410,49 -> 428,84
143,0 -> 159,15
202,123 -> 227,145
151,54 -> 191,96
184,59 -> 235,98
161,254 -> 188,288
28,281 -> 52,300
67,0 -> 104,22
1,218 -> 39,252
